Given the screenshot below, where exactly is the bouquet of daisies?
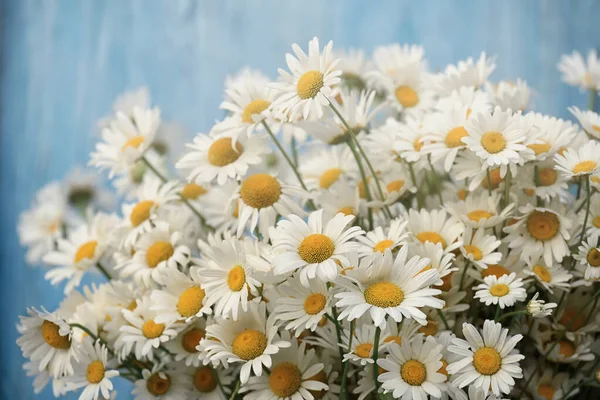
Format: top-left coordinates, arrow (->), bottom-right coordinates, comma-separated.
15,37 -> 600,400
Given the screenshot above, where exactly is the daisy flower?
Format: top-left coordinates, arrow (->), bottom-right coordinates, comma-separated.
175,131 -> 268,185
423,106 -> 471,171
377,335 -> 446,400
557,49 -> 600,90
485,79 -> 531,112
316,179 -> 361,219
392,115 -> 432,164
187,365 -> 234,400
336,48 -> 370,91
569,106 -> 600,139
526,293 -> 557,319
356,218 -> 409,259
369,44 -> 425,86
574,238 -> 600,281
382,62 -> 436,118
447,320 -> 524,396
435,52 -> 496,95
460,227 -> 502,269
335,247 -> 444,328
271,209 -> 364,286
405,208 -> 464,253
410,241 -> 457,285
554,140 -> 600,178
580,196 -> 600,237
436,86 -> 492,116
474,273 -> 527,309
132,365 -> 190,400
165,318 -> 208,367
517,161 -> 570,203
299,145 -> 357,190
199,300 -> 290,383
271,36 -> 341,120
63,339 -> 119,400
446,191 -> 513,229
342,324 -> 388,366
537,335 -> 595,364
522,112 -> 578,161
524,257 -> 572,293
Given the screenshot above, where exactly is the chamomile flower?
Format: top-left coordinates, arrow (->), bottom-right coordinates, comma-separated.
199,300 -> 290,383
271,37 -> 341,120
581,196 -> 600,237
523,113 -> 578,161
336,48 -> 370,90
485,79 -> 531,112
446,191 -> 513,229
538,335 -> 595,364
569,106 -> 600,139
299,145 -> 357,190
557,49 -> 600,90
271,209 -> 363,286
342,324 -> 388,366
474,273 -> 527,309
383,62 -> 436,118
524,257 -> 572,293
436,52 -> 496,95
554,140 -> 600,178
356,218 -> 409,259
423,106 -> 471,171
526,293 -> 557,318
335,247 -> 444,328
405,208 -> 464,253
518,161 -> 570,203
187,365 -> 234,400
165,318 -> 208,367
574,239 -> 600,280
410,241 -> 457,285
448,320 -> 524,396
369,44 -> 425,85
316,179 -> 361,219
176,131 -> 269,186
132,365 -> 190,400
377,335 -> 446,400
460,227 -> 502,269
436,86 -> 492,116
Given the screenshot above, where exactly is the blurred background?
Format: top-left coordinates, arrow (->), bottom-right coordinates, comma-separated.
2,0 -> 600,398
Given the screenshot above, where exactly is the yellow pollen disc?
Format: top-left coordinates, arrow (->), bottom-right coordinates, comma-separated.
182,328 -> 205,353
297,70 -> 324,99
592,216 -> 600,228
558,340 -> 576,358
467,210 -> 494,223
526,211 -> 560,241
533,265 -> 552,283
413,137 -> 424,152
130,200 -> 155,227
473,347 -> 502,375
464,244 -> 483,261
387,179 -> 405,193
121,135 -> 145,152
528,141 -> 551,155
304,293 -> 327,315
401,359 -> 427,386
445,126 -> 468,148
489,284 -> 510,297
232,329 -> 267,360
142,320 -> 165,339
41,320 -> 71,349
177,286 -> 206,318
537,384 -> 555,400
438,359 -> 449,380
337,206 -> 355,216
481,131 -> 506,154
86,360 -> 105,384
364,281 -> 404,308
319,168 -> 342,189
355,343 -> 373,358
538,168 -> 558,186
573,160 -> 597,174
240,174 -> 281,209
146,373 -> 171,396
374,239 -> 394,253
395,85 -> 419,108
227,265 -> 246,292
207,137 -> 244,167
298,234 -> 335,264
307,370 -> 328,399
384,335 -> 402,345
482,168 -> 503,190
559,309 -> 586,331
74,240 -> 98,263
589,248 -> 600,267
418,320 -> 438,336
146,241 -> 174,268
415,231 -> 447,249
269,362 -> 302,397
126,300 -> 137,311
242,99 -> 270,124
193,367 -> 217,393
181,183 -> 207,200
523,188 -> 535,197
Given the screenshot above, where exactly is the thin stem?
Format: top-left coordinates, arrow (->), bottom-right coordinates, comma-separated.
407,161 -> 424,208
325,312 -> 345,363
485,168 -> 493,196
428,156 -> 444,204
70,323 -> 113,356
339,320 -> 355,399
291,136 -> 299,166
497,309 -> 527,323
502,169 -> 512,210
228,379 -> 241,400
437,309 -> 451,331
372,327 -> 382,392
579,175 -> 591,245
345,137 -> 374,229
494,304 -> 501,321
96,262 -> 112,280
589,89 -> 597,112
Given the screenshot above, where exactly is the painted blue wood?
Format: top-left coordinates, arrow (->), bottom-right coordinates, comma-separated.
2,0 -> 600,398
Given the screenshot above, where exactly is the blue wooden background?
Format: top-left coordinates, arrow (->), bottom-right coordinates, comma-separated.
2,1 -> 600,398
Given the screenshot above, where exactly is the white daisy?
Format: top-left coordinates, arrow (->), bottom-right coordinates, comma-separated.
299,145 -> 357,190
436,86 -> 492,116
474,273 -> 527,309
569,106 -> 600,139
423,106 -> 471,171
524,257 -> 572,294
342,323 -> 388,366
574,238 -> 600,281
554,140 -> 600,178
557,49 -> 600,90
436,52 -> 496,95
523,112 -> 578,161
356,218 -> 409,259
485,79 -> 531,112
187,365 -> 234,400
446,191 -> 513,229
165,318 -> 208,367
460,227 -> 502,269
410,241 -> 457,286
316,178 -> 361,219
132,365 -> 190,400
405,208 -> 464,253
526,293 -> 557,319
382,62 -> 436,118
336,48 -> 370,90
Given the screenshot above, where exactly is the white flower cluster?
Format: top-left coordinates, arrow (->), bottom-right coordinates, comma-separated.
16,38 -> 600,400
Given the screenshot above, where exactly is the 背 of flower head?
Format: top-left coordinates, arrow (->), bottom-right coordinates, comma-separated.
14,36 -> 600,400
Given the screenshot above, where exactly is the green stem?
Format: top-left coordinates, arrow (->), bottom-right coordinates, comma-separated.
291,136 -> 299,166
428,156 -> 444,204
325,312 -> 345,363
339,320 -> 355,399
485,168 -> 493,196
494,304 -> 501,321
579,175 -> 591,246
373,327 -> 382,392
228,379 -> 241,400
437,309 -> 451,331
502,169 -> 511,210
589,89 -> 597,112
496,309 -> 527,323
345,137 -> 374,229
96,262 -> 112,280
407,161 -> 424,208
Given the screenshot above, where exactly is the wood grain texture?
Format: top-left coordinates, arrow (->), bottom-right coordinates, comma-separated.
1,0 -> 599,397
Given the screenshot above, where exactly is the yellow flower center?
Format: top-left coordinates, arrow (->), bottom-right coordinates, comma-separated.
268,362 -> 302,397
74,240 -> 98,263
526,211 -> 560,241
298,234 -> 335,264
401,360 -> 427,386
182,328 -> 205,353
304,293 -> 327,315
319,168 -> 342,189
395,85 -> 419,108
573,160 -> 597,174
467,210 -> 494,223
193,367 -> 217,393
86,360 -> 105,384
415,231 -> 447,249
142,320 -> 165,339
297,70 -> 324,99
418,320 -> 438,336
387,179 -> 405,193
592,124 -> 600,133
240,174 -> 281,209
588,248 -> 600,267
482,168 -> 503,190
130,200 -> 155,227
445,126 -> 468,148
146,373 -> 171,396
207,137 -> 244,167
177,286 -> 206,318
592,216 -> 600,228
413,137 -> 424,152
464,244 -> 483,261
242,99 -> 271,123
528,141 -> 551,156
482,265 -> 510,278
181,183 -> 207,200
537,384 -> 555,400
533,265 -> 552,283
558,340 -> 576,358
489,284 -> 510,297
41,320 -> 71,349
232,329 -> 268,360
438,359 -> 449,380
473,347 -> 502,375
538,168 -> 558,186
364,281 -> 405,308
227,266 -> 246,291
146,241 -> 174,268
121,135 -> 145,152
374,239 -> 394,253
481,132 -> 506,154
355,343 -> 373,358
337,206 -> 355,216
384,335 -> 402,345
